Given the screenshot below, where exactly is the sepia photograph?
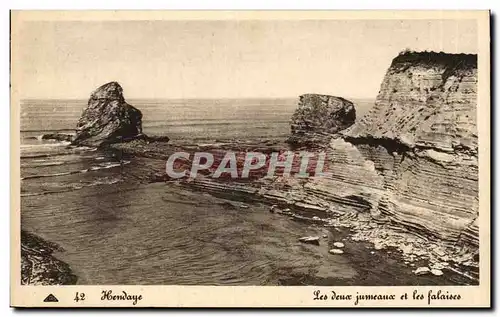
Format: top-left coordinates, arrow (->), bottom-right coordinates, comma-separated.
10,10 -> 490,307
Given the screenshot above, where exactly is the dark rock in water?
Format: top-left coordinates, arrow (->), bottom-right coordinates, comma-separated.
298,236 -> 320,245
72,82 -> 144,147
150,172 -> 170,183
21,231 -> 77,285
41,133 -> 73,142
287,94 -> 356,148
146,135 -> 170,143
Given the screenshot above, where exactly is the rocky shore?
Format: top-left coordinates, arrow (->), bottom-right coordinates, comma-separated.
179,177 -> 478,282
21,230 -> 77,285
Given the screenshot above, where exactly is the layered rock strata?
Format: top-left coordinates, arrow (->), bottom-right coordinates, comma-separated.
342,52 -> 478,247
277,52 -> 478,249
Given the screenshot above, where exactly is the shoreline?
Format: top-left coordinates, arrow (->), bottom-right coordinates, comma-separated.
182,180 -> 479,284
21,230 -> 78,285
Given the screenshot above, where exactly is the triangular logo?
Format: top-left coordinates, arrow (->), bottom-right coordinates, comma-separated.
43,294 -> 58,303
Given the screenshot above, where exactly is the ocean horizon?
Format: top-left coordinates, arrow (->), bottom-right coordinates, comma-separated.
20,97 -> 375,136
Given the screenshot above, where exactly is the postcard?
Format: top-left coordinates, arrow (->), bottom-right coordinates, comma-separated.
10,10 -> 490,308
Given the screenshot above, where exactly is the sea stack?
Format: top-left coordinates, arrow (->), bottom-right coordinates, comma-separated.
72,82 -> 144,147
287,94 -> 356,147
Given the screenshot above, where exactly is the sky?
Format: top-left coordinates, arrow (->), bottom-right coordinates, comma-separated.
16,19 -> 478,99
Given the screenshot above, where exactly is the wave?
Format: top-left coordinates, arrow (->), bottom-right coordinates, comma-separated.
23,135 -> 44,141
89,161 -> 130,171
21,170 -> 87,180
21,161 -> 130,180
20,188 -> 74,197
21,146 -> 97,159
23,133 -> 75,141
20,178 -> 122,197
21,161 -> 66,168
144,119 -> 291,129
21,141 -> 71,149
20,128 -> 75,133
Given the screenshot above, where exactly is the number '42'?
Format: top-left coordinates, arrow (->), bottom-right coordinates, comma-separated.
74,292 -> 85,302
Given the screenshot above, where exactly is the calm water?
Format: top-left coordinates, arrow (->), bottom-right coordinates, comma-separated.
20,98 -> 463,285
21,98 -> 300,141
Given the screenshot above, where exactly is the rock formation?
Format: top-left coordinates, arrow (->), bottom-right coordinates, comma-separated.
287,94 -> 356,148
41,133 -> 73,142
72,82 -> 144,147
344,51 -> 478,246
21,231 -> 77,285
296,51 -> 478,247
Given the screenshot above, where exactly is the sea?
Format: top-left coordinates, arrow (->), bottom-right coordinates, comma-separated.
20,98 -> 465,285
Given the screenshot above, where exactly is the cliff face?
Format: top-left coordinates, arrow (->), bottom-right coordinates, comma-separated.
318,52 -> 478,247
347,52 -> 477,152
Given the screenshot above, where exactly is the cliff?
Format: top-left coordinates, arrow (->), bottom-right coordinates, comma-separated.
346,52 -> 477,151
344,51 -> 478,246
305,51 -> 478,247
